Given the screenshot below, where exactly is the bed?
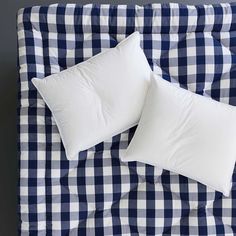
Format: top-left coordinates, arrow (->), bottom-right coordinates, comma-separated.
17,3 -> 236,235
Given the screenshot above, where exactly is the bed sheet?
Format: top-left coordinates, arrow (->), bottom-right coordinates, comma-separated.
18,3 -> 236,235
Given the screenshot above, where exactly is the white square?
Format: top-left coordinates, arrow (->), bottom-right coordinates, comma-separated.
51,186 -> 61,195
52,203 -> 61,213
37,151 -> 46,161
20,186 -> 28,196
64,14 -> 74,27
21,204 -> 29,214
37,202 -> 46,213
52,221 -> 62,230
187,65 -> 197,75
20,133 -> 28,142
30,12 -> 39,26
37,169 -> 45,178
51,169 -> 61,178
205,45 -> 215,56
187,48 -> 196,57
47,13 -> 57,25
21,169 -> 28,178
70,202 -> 79,212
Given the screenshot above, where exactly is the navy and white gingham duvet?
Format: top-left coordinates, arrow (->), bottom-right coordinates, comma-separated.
17,3 -> 236,235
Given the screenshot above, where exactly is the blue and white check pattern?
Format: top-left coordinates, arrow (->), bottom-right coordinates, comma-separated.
18,3 -> 236,235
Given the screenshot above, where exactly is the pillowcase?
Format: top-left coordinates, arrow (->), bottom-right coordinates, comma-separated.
122,73 -> 236,196
32,32 -> 151,160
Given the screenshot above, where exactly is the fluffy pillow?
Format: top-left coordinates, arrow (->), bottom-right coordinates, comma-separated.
32,32 -> 151,160
122,73 -> 236,196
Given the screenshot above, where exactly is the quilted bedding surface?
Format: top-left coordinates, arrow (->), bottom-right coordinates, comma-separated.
17,3 -> 236,235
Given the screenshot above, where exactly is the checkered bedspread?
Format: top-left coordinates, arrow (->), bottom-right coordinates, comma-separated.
18,3 -> 236,235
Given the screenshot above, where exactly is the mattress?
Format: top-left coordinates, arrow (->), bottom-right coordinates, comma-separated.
17,3 -> 236,235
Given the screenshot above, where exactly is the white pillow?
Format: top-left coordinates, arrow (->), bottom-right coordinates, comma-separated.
122,73 -> 236,196
32,32 -> 151,160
